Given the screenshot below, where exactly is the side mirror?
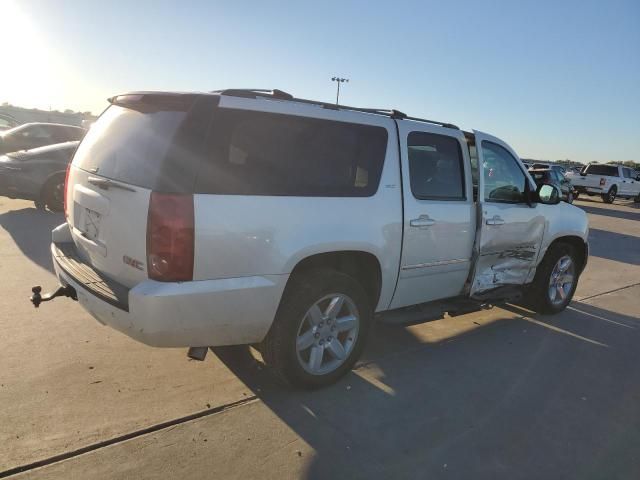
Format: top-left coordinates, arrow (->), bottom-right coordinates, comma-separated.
537,184 -> 561,205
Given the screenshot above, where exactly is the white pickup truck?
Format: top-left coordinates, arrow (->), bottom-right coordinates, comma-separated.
31,89 -> 590,388
566,163 -> 640,203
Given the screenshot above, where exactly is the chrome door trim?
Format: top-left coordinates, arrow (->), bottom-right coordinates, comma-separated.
402,258 -> 469,270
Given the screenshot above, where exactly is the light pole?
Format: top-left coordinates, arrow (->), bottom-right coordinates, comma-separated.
331,77 -> 349,104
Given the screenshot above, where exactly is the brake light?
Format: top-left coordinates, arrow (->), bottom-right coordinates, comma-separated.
146,193 -> 194,282
599,178 -> 606,186
63,165 -> 71,218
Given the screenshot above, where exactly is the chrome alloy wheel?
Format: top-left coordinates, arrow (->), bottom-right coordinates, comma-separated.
548,254 -> 575,306
295,293 -> 360,375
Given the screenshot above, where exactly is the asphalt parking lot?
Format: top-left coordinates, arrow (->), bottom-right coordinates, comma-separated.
1,196 -> 639,479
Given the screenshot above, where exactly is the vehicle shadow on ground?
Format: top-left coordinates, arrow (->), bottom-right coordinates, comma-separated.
577,202 -> 640,221
588,228 -> 640,265
213,301 -> 640,480
0,206 -> 63,274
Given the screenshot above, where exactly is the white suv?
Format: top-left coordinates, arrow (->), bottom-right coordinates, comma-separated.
33,89 -> 589,388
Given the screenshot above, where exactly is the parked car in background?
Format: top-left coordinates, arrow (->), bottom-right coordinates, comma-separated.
531,163 -> 567,176
33,89 -> 589,389
0,141 -> 79,211
0,123 -> 85,155
529,167 -> 576,203
566,163 -> 640,203
0,113 -> 19,131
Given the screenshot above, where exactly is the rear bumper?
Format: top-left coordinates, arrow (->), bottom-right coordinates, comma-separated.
51,230 -> 288,348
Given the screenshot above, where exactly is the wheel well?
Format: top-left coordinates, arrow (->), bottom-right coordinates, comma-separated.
548,236 -> 588,273
289,251 -> 382,308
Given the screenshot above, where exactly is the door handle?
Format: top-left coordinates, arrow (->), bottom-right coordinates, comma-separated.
410,215 -> 435,227
486,215 -> 505,226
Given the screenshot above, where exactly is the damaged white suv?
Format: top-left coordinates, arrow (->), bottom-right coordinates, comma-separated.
32,89 -> 589,388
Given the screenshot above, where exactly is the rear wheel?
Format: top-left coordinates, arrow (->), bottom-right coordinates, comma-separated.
525,242 -> 579,314
260,269 -> 371,389
602,186 -> 616,204
41,174 -> 65,212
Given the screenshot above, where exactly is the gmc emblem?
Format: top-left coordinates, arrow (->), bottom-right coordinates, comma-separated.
123,255 -> 144,271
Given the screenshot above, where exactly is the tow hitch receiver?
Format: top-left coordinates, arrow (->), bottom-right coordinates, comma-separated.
30,285 -> 77,308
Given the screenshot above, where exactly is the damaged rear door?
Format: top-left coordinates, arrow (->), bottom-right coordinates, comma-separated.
470,131 -> 545,296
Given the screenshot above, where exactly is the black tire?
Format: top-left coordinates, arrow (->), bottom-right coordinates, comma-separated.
260,268 -> 372,389
602,186 -> 616,204
41,174 -> 65,212
524,242 -> 579,314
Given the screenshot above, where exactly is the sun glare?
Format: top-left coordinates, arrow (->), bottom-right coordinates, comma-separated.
0,0 -> 93,112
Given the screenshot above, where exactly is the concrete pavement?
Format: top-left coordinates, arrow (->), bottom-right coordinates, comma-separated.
1,196 -> 639,479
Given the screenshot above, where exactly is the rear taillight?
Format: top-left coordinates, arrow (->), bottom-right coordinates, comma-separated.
599,178 -> 606,186
146,193 -> 194,282
63,165 -> 71,218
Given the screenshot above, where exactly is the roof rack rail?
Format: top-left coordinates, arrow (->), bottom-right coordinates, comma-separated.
212,89 -> 459,130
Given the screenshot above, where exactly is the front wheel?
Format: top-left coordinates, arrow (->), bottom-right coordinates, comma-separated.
260,269 -> 371,389
524,243 -> 579,314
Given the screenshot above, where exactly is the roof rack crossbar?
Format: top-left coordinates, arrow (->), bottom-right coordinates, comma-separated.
213,89 -> 459,129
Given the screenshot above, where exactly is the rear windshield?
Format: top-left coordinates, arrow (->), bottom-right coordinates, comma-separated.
585,165 -> 618,176
73,105 -> 191,190
195,108 -> 388,197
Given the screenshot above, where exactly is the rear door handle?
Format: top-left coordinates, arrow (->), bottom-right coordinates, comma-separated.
410,215 -> 435,227
486,215 -> 505,226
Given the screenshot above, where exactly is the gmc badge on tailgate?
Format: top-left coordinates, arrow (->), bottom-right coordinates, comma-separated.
123,255 -> 144,271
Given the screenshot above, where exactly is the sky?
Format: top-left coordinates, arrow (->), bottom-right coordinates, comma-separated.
1,0 -> 638,163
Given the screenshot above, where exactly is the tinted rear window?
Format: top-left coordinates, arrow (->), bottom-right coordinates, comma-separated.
73,102 -> 206,191
585,165 -> 618,176
195,109 -> 388,196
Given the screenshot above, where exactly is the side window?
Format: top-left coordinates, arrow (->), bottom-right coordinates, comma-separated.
407,131 -> 465,200
29,126 -> 52,139
481,141 -> 527,203
623,168 -> 633,179
197,109 -> 388,197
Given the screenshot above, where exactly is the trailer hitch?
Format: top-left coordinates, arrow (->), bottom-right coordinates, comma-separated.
30,285 -> 77,308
